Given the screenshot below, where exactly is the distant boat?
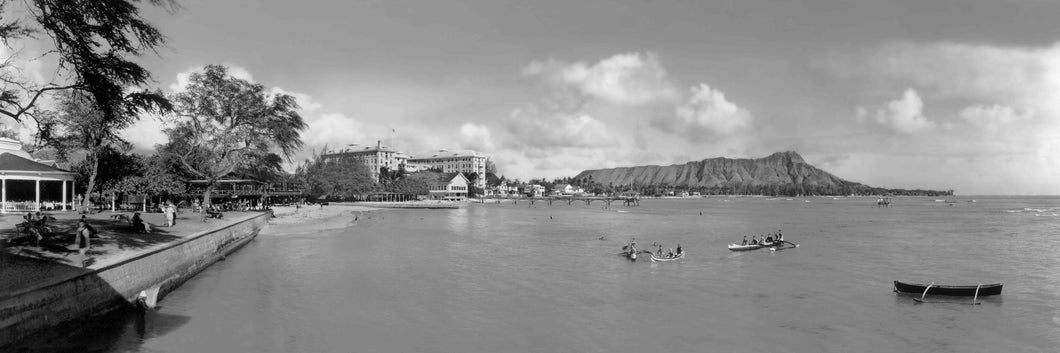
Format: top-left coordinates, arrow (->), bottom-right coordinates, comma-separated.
893,281 -> 1002,297
650,252 -> 684,262
728,242 -> 772,251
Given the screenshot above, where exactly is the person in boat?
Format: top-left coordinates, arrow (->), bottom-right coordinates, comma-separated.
656,246 -> 663,257
741,236 -> 748,245
777,230 -> 783,242
627,238 -> 637,256
765,236 -> 773,243
676,244 -> 682,255
667,248 -> 674,258
751,236 -> 758,245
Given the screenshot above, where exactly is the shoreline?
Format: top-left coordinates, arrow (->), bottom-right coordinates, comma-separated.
260,203 -> 378,236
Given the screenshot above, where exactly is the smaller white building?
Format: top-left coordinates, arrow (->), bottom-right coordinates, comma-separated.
427,172 -> 469,201
528,184 -> 545,197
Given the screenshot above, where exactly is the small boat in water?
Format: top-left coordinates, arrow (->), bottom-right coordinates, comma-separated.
893,281 -> 1003,297
650,252 -> 684,262
727,241 -> 774,251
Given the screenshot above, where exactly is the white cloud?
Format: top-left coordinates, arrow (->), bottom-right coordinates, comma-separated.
169,63 -> 257,92
959,104 -> 1032,130
459,122 -> 495,151
870,42 -> 1060,114
818,41 -> 1060,193
300,112 -> 365,149
860,89 -> 936,133
503,108 -> 619,150
120,116 -> 168,152
523,52 -> 680,106
270,86 -> 322,113
656,83 -> 752,141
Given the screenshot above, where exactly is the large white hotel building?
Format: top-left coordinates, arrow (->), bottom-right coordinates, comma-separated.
406,149 -> 487,189
321,142 -> 487,189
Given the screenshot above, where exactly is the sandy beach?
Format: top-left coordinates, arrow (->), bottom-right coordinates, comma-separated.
260,203 -> 378,236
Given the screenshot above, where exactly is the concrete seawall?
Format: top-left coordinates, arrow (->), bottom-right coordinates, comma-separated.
0,211 -> 271,348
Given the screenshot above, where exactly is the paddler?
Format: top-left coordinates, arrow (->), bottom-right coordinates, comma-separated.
676,244 -> 682,255
741,236 -> 748,245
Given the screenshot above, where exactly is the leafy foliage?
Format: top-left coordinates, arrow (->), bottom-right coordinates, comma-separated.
113,154 -> 187,196
163,64 -> 306,206
299,158 -> 377,200
19,0 -> 174,209
388,172 -> 434,195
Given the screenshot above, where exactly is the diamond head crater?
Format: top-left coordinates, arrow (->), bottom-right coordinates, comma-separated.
572,151 -> 953,196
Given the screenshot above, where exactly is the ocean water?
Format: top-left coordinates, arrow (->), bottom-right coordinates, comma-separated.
31,197 -> 1060,352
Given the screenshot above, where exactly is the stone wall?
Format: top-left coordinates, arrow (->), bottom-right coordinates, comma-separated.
0,211 -> 271,348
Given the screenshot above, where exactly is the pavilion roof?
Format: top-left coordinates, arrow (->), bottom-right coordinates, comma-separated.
0,152 -> 75,174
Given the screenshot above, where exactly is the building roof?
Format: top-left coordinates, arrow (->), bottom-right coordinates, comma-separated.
0,152 -> 75,174
408,149 -> 487,161
187,179 -> 268,184
323,144 -> 401,156
429,172 -> 468,185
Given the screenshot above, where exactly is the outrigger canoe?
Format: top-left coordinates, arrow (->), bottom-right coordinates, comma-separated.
727,241 -> 775,251
893,281 -> 1003,297
650,252 -> 684,262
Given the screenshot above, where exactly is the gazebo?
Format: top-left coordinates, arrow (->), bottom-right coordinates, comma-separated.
0,138 -> 77,213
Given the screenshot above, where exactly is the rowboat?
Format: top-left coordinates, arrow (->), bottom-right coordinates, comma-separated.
893,281 -> 1003,297
650,252 -> 684,262
727,241 -> 774,251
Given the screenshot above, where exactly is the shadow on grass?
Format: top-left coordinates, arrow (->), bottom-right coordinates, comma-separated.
13,218 -> 184,260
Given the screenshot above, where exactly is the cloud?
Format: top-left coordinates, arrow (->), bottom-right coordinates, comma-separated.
959,104 -> 1032,130
522,52 -> 680,106
859,89 -> 936,133
459,122 -> 495,151
502,107 -> 619,150
820,41 -> 1060,193
270,86 -> 322,113
169,63 -> 257,92
868,42 -> 1060,112
653,83 -> 752,141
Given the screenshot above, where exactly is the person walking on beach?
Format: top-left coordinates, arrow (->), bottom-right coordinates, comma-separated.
76,220 -> 93,267
164,202 -> 176,227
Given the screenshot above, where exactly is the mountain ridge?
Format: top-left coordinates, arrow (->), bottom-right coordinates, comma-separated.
572,151 -> 950,196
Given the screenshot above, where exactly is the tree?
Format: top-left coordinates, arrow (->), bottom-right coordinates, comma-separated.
389,172 -> 433,196
299,158 -> 377,200
71,145 -> 141,208
39,91 -> 167,210
23,0 -> 174,210
113,154 -> 187,206
164,64 -> 306,217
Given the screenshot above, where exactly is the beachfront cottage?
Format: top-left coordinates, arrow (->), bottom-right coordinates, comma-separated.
0,137 -> 77,212
427,172 -> 469,201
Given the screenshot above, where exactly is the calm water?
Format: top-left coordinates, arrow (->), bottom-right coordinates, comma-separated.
35,197 -> 1060,352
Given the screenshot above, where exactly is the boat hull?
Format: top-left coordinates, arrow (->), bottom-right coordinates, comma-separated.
650,252 -> 684,262
727,241 -> 775,251
893,281 -> 1003,296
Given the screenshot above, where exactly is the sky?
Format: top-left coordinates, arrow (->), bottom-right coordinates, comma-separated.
4,0 -> 1060,195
